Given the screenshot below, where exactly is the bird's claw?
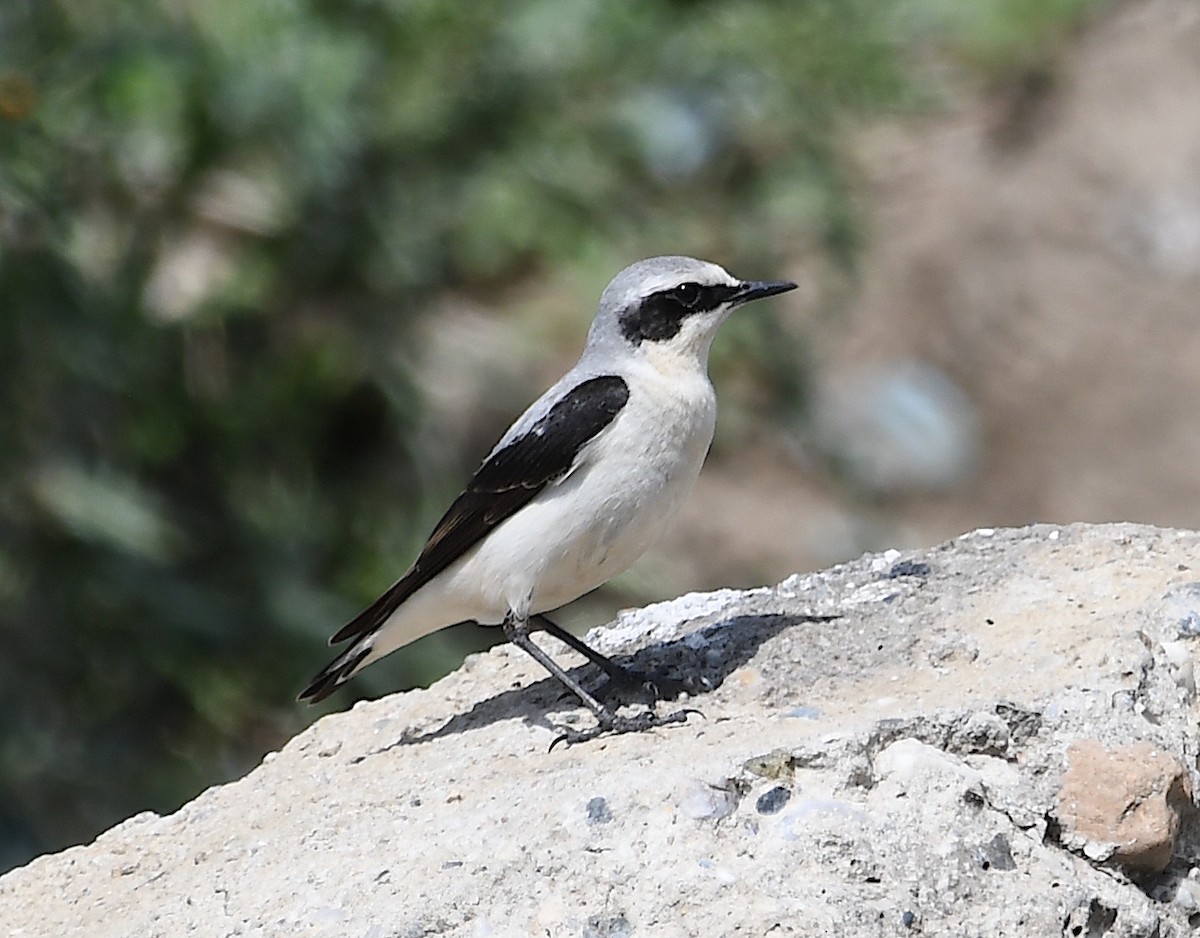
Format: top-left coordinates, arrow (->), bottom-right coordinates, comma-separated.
548,707 -> 703,751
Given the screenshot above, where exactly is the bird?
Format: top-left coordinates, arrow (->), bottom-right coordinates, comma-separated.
300,255 -> 797,744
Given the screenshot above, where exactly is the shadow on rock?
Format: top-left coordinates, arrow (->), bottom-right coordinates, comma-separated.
377,612 -> 838,752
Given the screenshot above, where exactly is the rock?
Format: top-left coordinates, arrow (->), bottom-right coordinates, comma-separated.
873,737 -> 984,799
1056,740 -> 1192,875
754,785 -> 791,815
2,523 -> 1200,936
1160,582 -> 1200,638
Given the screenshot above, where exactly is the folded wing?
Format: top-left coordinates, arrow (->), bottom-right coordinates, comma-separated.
298,374 -> 631,702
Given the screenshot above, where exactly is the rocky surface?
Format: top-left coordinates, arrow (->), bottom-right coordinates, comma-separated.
4,523 -> 1200,937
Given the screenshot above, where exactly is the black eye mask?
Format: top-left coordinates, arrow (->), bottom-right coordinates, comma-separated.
619,282 -> 741,345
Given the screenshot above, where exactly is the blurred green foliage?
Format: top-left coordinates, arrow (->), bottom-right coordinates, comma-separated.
0,0 -> 1102,871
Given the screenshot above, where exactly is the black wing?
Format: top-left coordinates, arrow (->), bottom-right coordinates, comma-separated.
327,375 -> 630,646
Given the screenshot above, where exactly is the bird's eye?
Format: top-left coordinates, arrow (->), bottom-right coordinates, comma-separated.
672,282 -> 702,309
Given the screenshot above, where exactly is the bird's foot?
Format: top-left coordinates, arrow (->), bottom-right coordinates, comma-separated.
549,706 -> 702,751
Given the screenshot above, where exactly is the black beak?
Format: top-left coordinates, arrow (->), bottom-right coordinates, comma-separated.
731,279 -> 798,306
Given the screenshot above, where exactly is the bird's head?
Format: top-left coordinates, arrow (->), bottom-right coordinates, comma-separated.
585,256 -> 797,367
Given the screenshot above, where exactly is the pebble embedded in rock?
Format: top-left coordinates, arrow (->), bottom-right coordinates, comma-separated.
743,749 -> 797,779
755,786 -> 791,815
950,711 -> 1010,757
680,779 -> 740,821
586,796 -> 612,825
1159,582 -> 1200,637
978,833 -> 1016,871
873,737 -> 982,798
886,560 -> 931,579
1056,739 -> 1191,874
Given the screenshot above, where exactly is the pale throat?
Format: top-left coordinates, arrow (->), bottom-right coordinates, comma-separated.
639,321 -> 724,382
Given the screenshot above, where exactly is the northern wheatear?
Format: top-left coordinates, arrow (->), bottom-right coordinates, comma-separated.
301,256 -> 796,744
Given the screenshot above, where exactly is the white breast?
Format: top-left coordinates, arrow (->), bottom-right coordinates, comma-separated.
446,359 -> 718,621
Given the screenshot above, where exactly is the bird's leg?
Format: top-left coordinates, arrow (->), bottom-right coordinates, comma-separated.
531,614 -> 710,699
503,613 -> 696,748
503,614 -> 619,727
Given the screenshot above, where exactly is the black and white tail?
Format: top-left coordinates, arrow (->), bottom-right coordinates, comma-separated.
297,637 -> 375,703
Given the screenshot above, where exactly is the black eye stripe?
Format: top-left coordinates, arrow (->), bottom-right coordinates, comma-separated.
665,282 -> 738,312
618,282 -> 740,345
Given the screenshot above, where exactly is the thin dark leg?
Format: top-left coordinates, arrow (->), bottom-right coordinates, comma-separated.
532,613 -> 710,699
502,615 -> 618,728
532,614 -> 636,682
504,613 -> 696,748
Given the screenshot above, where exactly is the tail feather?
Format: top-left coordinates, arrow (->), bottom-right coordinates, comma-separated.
329,574 -> 415,645
298,642 -> 373,704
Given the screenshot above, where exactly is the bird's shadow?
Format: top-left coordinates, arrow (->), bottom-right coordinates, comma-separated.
353,612 -> 835,759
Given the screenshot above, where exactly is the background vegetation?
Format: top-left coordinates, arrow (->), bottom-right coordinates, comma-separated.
0,0 -> 1104,871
